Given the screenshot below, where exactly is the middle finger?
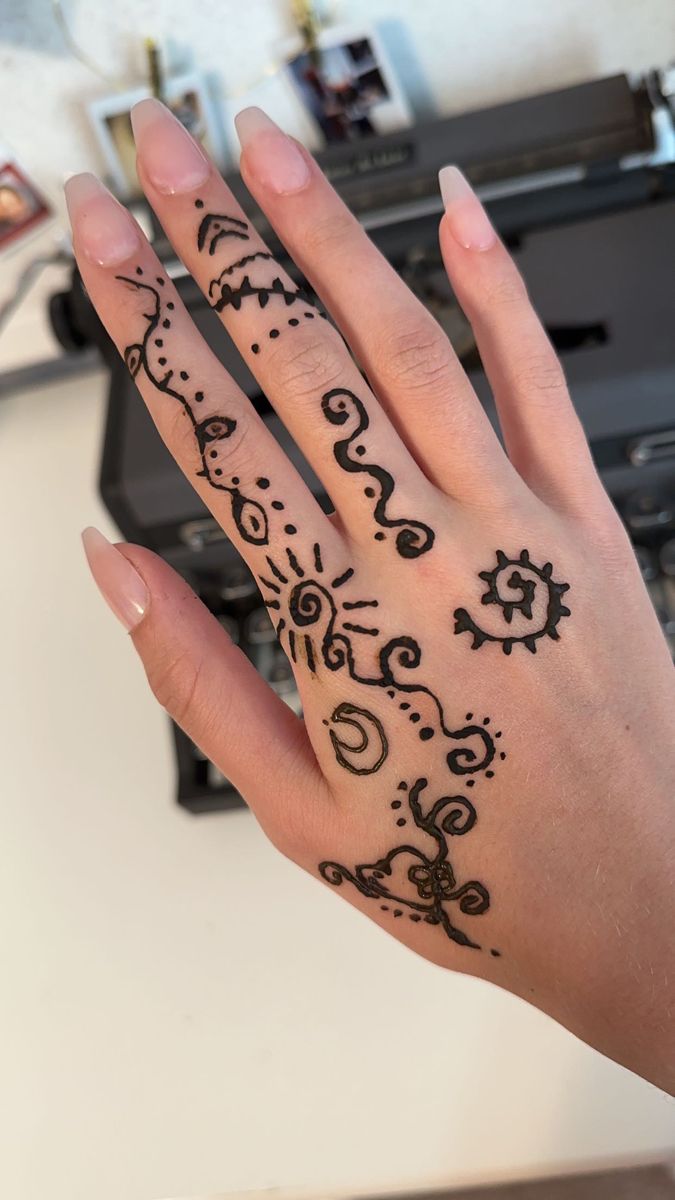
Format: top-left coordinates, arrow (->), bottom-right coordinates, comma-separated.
131,99 -> 440,562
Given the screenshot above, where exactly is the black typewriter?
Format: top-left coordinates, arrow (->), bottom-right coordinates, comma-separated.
54,69 -> 675,812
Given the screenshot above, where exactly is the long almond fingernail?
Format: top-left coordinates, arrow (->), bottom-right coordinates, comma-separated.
131,98 -> 211,194
65,174 -> 141,267
235,106 -> 311,195
82,527 -> 149,632
438,166 -> 497,252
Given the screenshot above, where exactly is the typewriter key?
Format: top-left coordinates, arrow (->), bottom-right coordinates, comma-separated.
269,651 -> 296,696
219,564 -> 257,602
659,538 -> 675,578
634,544 -> 658,582
245,606 -> 276,645
217,614 -> 240,644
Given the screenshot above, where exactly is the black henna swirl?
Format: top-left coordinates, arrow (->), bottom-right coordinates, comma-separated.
454,549 -> 571,655
445,725 -> 496,775
289,579 -> 337,628
321,389 -> 435,559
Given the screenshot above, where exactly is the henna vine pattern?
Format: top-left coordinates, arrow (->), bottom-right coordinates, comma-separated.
323,703 -> 388,775
320,777 -> 496,951
454,549 -> 571,654
116,269 -> 286,546
131,199 -> 509,953
259,542 -> 501,779
321,389 -> 435,559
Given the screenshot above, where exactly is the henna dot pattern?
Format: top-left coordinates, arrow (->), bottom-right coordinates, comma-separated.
321,388 -> 435,559
454,550 -> 571,654
115,270 -> 288,546
200,214 -> 322,350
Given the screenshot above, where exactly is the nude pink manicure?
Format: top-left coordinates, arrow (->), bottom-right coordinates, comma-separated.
438,165 -> 497,252
131,98 -> 211,194
82,527 -> 149,632
235,107 -> 311,195
64,173 -> 141,267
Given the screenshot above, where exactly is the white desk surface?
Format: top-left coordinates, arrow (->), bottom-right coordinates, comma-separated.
1,354 -> 674,1200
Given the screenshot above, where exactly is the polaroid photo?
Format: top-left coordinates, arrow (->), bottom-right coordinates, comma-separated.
87,73 -> 225,198
280,25 -> 413,144
0,161 -> 51,255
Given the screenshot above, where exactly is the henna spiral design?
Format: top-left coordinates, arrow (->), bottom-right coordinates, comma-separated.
454,549 -> 571,654
445,725 -> 495,775
289,579 -> 336,628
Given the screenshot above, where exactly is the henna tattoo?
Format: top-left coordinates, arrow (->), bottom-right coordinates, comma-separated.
324,702 -> 388,775
207,252 -> 274,298
211,270 -> 326,354
196,207 -> 250,254
195,202 -> 327,353
211,273 -> 305,315
116,269 -> 286,546
259,544 -> 499,778
320,777 -> 493,950
454,550 -> 571,654
321,389 -> 435,558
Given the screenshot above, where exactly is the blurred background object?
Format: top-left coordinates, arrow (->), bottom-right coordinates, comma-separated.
2,4 -> 675,1200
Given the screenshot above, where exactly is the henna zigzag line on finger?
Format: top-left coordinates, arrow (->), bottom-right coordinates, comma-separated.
115,270 -> 274,546
321,389 -> 435,559
319,777 -> 492,951
211,273 -> 306,315
208,251 -> 274,298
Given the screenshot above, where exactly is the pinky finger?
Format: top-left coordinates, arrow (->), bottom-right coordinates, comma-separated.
82,528 -> 329,856
438,167 -> 598,511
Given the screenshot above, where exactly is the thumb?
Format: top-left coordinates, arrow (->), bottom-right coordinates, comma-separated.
81,528 -> 328,854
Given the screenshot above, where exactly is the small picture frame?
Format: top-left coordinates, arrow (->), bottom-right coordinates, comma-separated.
0,161 -> 51,254
281,25 -> 412,144
87,73 -> 224,199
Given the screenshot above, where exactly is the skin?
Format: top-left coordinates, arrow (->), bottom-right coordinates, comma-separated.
67,104 -> 675,1093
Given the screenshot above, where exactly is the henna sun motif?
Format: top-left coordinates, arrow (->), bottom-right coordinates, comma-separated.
454,549 -> 571,654
259,541 -> 501,780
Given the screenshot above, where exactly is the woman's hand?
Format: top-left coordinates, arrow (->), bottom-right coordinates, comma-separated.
67,100 -> 675,1091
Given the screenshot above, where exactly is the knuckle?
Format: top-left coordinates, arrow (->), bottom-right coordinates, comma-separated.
377,320 -> 453,393
302,209 -> 359,258
271,332 -> 346,397
146,649 -> 205,726
481,268 -> 528,311
511,353 -> 567,399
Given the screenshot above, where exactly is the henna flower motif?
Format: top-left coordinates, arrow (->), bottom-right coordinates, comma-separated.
409,861 -> 456,900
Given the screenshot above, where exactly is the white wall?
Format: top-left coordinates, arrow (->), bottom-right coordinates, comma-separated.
2,0 -> 674,215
